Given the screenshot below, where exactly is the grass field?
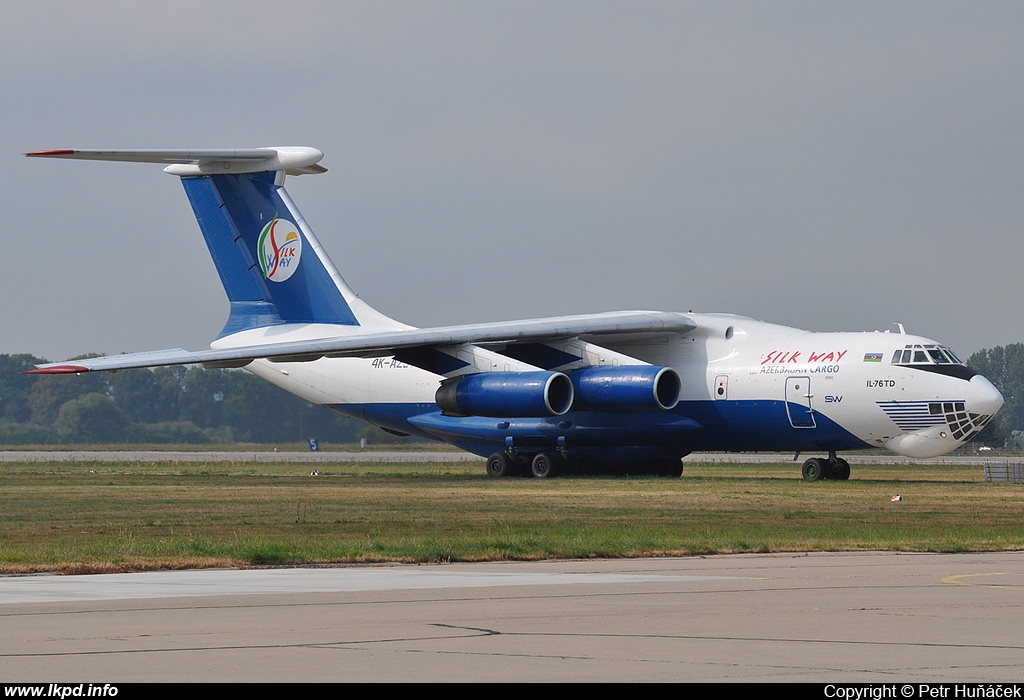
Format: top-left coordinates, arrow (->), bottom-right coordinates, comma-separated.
2,458 -> 1022,573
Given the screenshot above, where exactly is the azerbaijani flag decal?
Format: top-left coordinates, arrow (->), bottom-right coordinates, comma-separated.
863,352 -> 883,362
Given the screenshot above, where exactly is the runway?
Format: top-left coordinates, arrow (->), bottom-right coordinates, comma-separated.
2,552 -> 1023,682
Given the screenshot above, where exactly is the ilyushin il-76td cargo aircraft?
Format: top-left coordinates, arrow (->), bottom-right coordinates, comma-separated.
25,146 -> 1004,480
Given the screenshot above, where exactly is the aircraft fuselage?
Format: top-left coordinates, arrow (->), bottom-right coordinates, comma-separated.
237,313 -> 1002,466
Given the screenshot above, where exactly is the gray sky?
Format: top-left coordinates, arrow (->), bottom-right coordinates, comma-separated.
4,1 -> 1022,362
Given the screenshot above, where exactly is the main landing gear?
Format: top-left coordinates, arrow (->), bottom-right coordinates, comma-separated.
486,452 -> 518,478
485,451 -> 684,479
485,451 -> 564,478
800,450 -> 851,482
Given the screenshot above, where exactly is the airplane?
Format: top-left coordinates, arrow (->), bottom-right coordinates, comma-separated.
24,146 -> 1004,480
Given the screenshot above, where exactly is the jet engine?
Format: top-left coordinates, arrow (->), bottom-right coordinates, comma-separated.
569,365 -> 681,412
435,371 -> 574,417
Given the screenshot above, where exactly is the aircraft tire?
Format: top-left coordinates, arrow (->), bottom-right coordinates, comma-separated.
666,459 -> 684,477
486,452 -> 514,478
531,452 -> 560,479
651,459 -> 684,477
833,458 -> 851,481
801,458 -> 826,482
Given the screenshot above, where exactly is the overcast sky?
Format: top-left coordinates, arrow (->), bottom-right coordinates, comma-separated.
4,1 -> 1022,362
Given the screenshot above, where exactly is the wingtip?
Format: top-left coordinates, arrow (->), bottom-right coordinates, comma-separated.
24,364 -> 91,375
24,149 -> 76,157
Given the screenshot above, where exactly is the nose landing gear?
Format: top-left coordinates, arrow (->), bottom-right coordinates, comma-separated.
801,451 -> 851,481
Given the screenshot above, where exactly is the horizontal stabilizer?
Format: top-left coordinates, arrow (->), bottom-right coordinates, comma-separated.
25,147 -> 327,176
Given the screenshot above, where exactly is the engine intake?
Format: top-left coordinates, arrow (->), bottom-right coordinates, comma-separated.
569,365 -> 681,412
435,371 -> 574,417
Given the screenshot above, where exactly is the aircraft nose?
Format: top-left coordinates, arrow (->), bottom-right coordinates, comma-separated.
966,374 -> 1003,418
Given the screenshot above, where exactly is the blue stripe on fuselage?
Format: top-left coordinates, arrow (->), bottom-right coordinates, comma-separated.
676,400 -> 870,452
327,399 -> 870,458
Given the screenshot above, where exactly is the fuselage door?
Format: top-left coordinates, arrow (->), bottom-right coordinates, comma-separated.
785,376 -> 816,428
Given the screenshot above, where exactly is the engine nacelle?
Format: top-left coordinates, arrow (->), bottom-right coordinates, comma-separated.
569,365 -> 681,412
435,371 -> 574,417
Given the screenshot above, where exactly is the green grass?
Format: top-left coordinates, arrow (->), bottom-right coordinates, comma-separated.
1,459 -> 1022,573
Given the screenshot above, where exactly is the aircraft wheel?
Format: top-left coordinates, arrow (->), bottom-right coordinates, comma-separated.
562,454 -> 586,476
666,459 -> 684,477
486,452 -> 514,478
652,459 -> 684,477
833,458 -> 851,481
801,458 -> 826,482
531,452 -> 560,479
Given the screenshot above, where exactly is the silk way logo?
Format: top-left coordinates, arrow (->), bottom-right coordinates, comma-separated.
258,218 -> 302,282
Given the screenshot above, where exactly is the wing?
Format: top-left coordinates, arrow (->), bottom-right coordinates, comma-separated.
28,311 -> 696,374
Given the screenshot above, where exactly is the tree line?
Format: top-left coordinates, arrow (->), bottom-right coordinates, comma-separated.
0,354 -> 392,446
2,344 -> 1022,446
962,344 -> 1024,447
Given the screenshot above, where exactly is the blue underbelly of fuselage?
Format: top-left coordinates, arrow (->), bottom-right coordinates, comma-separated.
328,399 -> 871,462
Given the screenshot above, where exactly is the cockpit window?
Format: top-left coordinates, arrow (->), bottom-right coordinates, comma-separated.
891,344 -> 966,367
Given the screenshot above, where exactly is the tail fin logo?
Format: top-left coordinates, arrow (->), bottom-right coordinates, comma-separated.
258,218 -> 303,282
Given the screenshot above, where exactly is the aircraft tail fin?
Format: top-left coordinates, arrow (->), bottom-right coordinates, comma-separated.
26,147 -> 402,336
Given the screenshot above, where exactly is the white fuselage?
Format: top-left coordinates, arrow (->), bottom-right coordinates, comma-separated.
218,313 -> 1002,460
